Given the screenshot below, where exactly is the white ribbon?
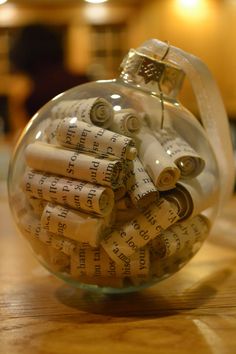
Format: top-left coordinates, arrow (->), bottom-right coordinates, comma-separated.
137,39 -> 235,209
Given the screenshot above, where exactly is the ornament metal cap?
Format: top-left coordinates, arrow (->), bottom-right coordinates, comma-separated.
120,48 -> 185,98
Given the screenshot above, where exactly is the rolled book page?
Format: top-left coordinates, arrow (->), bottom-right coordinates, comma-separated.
28,196 -> 47,217
114,208 -> 140,225
125,158 -> 159,209
127,246 -> 150,279
50,234 -> 78,257
154,127 -> 205,179
19,212 -> 77,256
150,214 -> 210,259
18,213 -> 70,272
56,118 -> 137,161
25,142 -> 125,188
23,169 -> 114,216
162,184 -> 194,220
51,97 -> 114,128
45,118 -> 61,144
70,244 -> 150,281
150,246 -> 189,281
113,185 -> 126,200
70,245 -> 122,288
116,196 -> 134,210
110,109 -> 141,137
134,128 -> 180,191
101,198 -> 180,264
18,212 -> 44,242
41,202 -> 105,247
129,246 -> 153,287
39,241 -> 71,273
47,247 -> 70,273
114,196 -> 140,225
163,170 -> 219,219
150,216 -> 210,280
12,190 -> 31,218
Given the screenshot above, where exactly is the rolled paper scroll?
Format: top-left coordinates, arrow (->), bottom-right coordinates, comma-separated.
150,248 -> 188,281
101,198 -> 180,264
19,213 -> 78,256
18,213 -> 44,242
70,244 -> 150,281
45,118 -> 61,144
116,196 -> 134,210
114,195 -> 139,224
23,169 -> 114,216
40,241 -> 71,273
129,246 -> 152,286
19,222 -> 51,262
110,109 -> 141,136
18,213 -> 71,272
51,97 -> 114,128
134,128 -> 180,191
114,208 -> 140,225
125,158 -> 159,209
151,216 -> 210,280
163,170 -> 219,219
162,184 -> 193,220
70,244 -> 123,287
127,246 -> 150,279
150,214 -> 210,259
12,190 -> 30,218
154,127 -> 205,179
28,196 -> 47,217
47,247 -> 70,273
56,118 -> 137,161
113,185 -> 126,201
41,203 -> 105,247
25,142 -> 125,188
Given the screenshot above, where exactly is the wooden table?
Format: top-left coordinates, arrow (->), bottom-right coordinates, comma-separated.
1,183 -> 236,354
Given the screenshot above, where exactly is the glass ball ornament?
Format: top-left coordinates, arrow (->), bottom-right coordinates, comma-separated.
8,39 -> 234,293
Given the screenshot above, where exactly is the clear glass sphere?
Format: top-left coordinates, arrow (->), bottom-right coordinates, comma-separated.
8,79 -> 220,293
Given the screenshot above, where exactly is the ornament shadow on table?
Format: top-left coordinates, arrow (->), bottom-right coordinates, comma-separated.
53,266 -> 232,319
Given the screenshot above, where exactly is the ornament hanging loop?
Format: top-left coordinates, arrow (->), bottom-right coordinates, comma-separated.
159,41 -> 170,129
161,41 -> 170,61
159,83 -> 165,130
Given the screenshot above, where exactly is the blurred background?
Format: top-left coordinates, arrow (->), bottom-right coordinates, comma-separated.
0,0 -> 236,181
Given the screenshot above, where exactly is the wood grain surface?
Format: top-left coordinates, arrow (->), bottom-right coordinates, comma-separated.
1,185 -> 236,354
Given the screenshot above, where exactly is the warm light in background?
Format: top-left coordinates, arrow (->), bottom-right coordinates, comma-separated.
84,0 -> 108,4
0,0 -> 8,5
83,3 -> 109,23
175,0 -> 210,19
0,3 -> 17,25
178,0 -> 199,9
